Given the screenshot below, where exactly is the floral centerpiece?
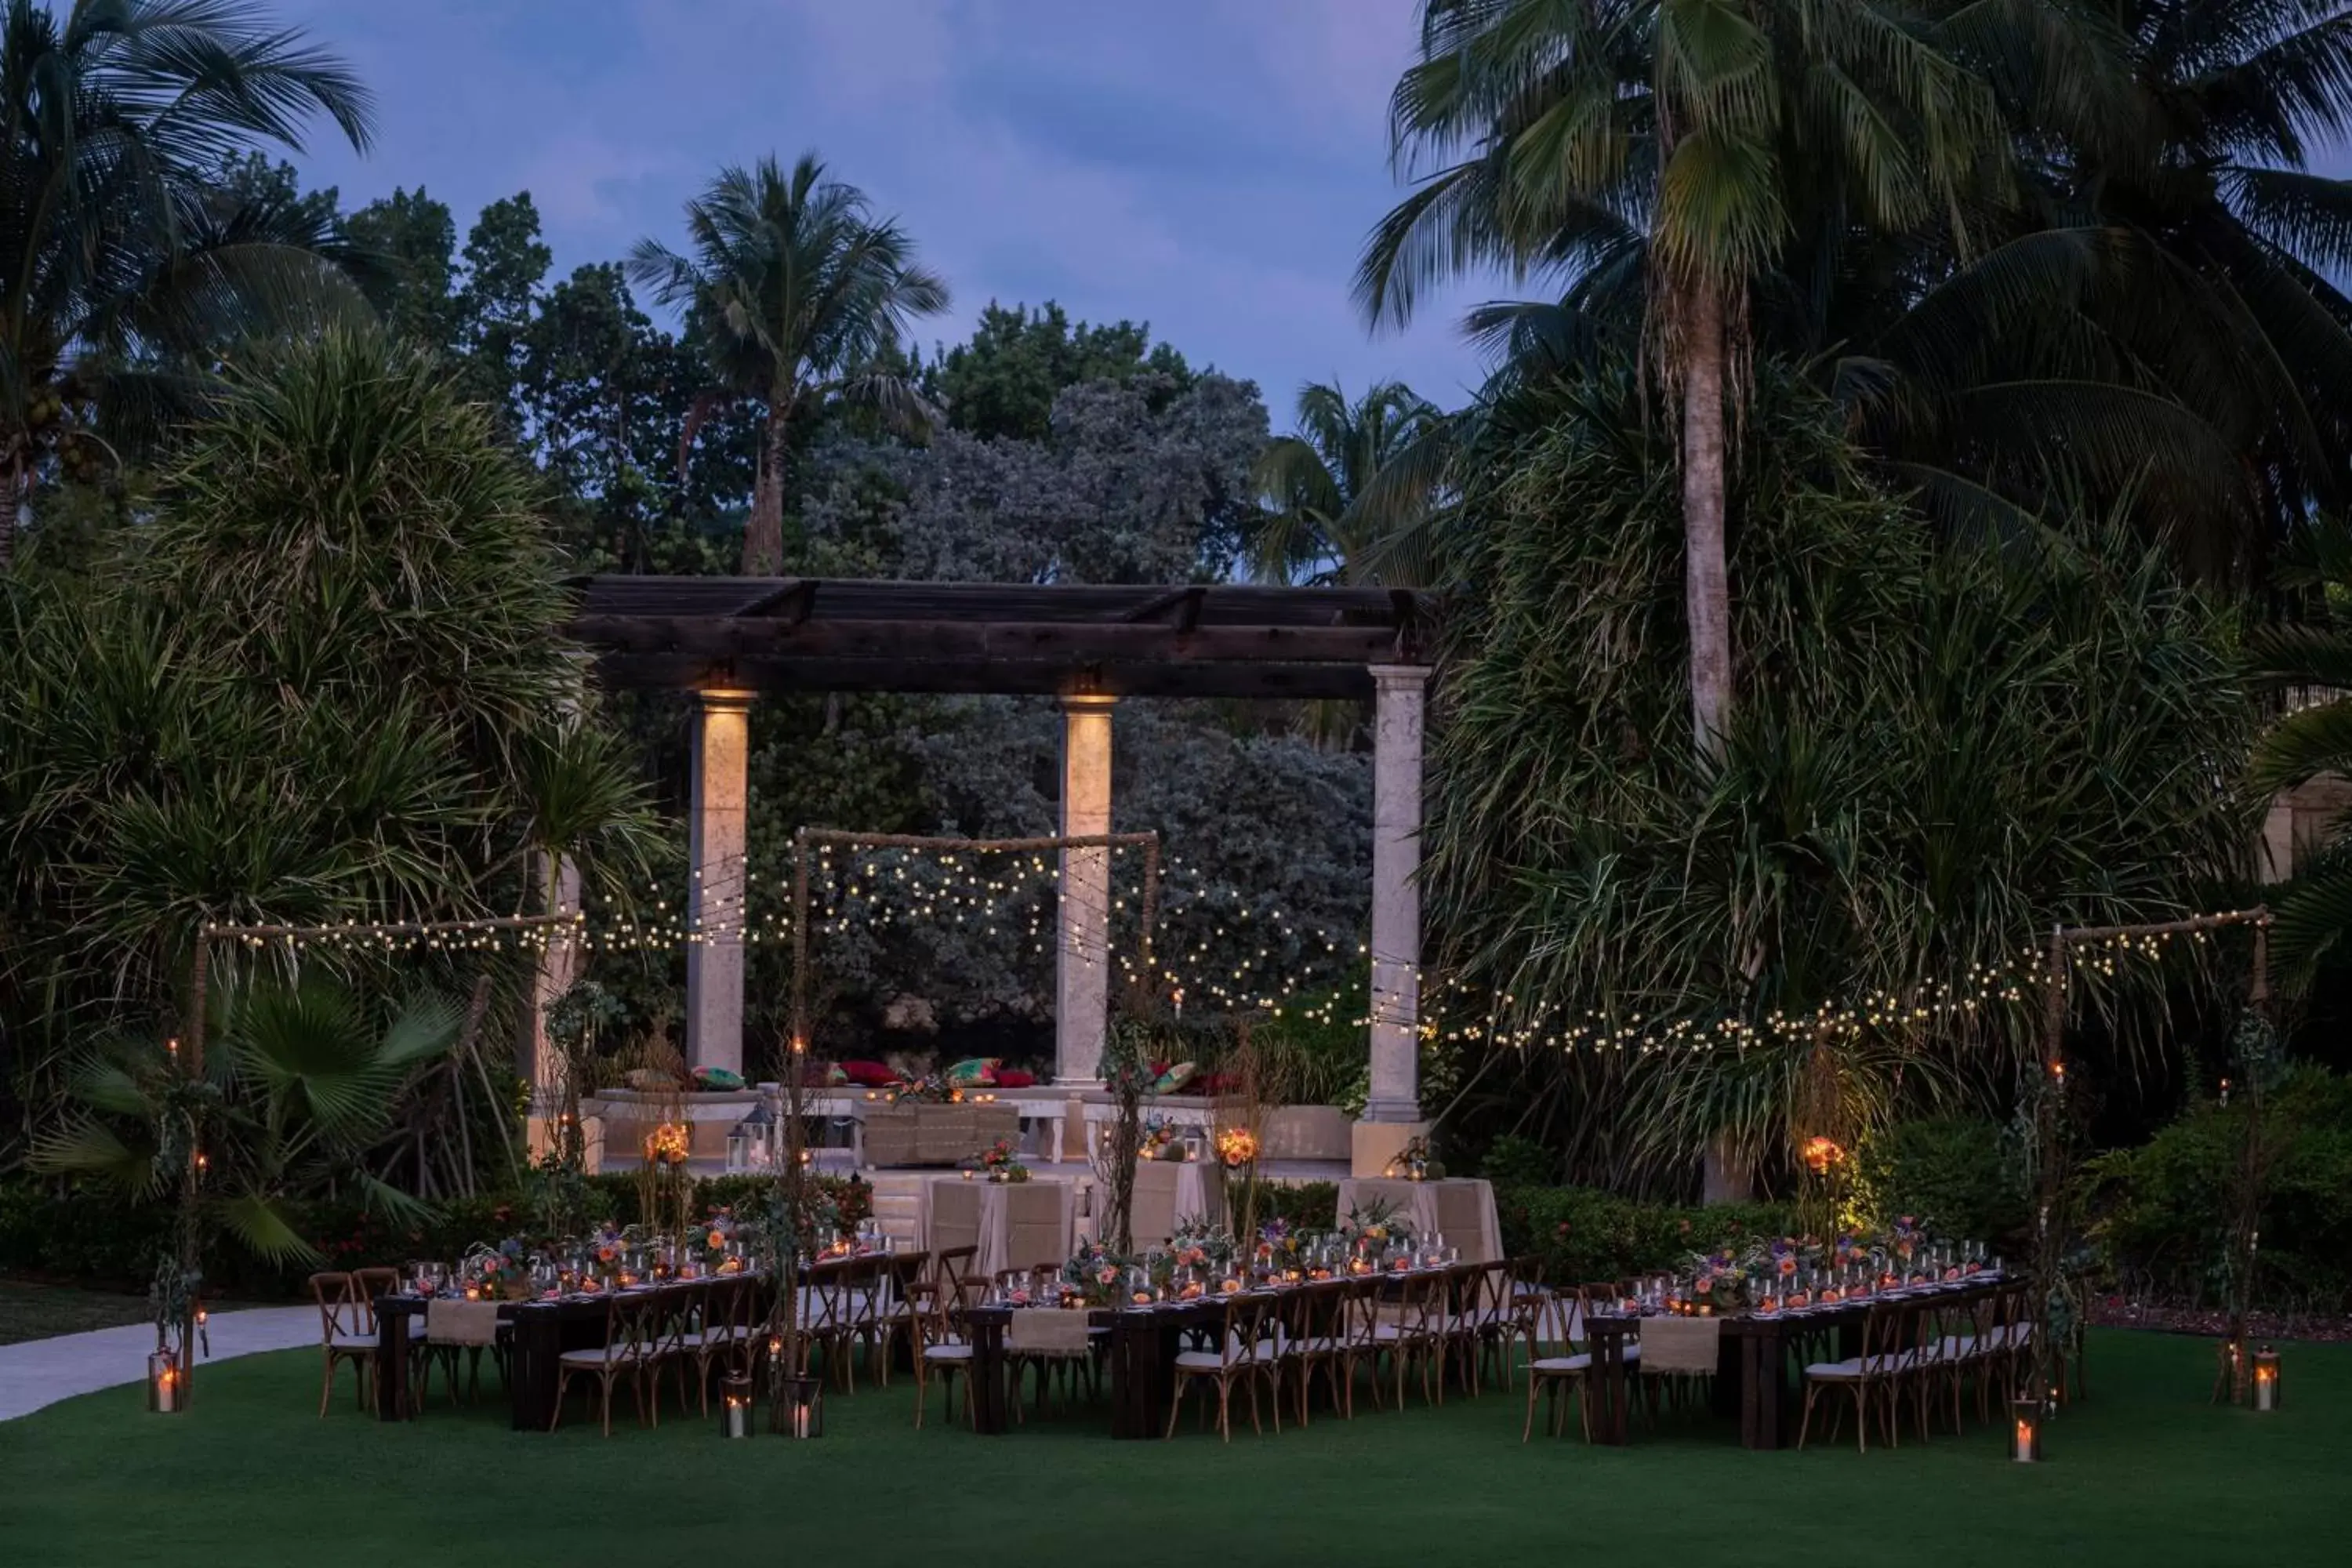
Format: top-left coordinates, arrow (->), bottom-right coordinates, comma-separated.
641,1120 -> 691,1167
1214,1125 -> 1259,1169
970,1135 -> 1029,1183
888,1071 -> 965,1105
1340,1196 -> 1414,1269
1171,1216 -> 1236,1274
1061,1240 -> 1130,1307
1138,1114 -> 1181,1161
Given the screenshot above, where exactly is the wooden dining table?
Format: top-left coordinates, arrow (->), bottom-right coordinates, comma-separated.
964,1262 -> 1493,1439
372,1250 -> 922,1430
1580,1274 -> 2016,1450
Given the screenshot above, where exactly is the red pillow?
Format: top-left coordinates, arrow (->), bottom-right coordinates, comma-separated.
840,1060 -> 898,1087
994,1069 -> 1036,1089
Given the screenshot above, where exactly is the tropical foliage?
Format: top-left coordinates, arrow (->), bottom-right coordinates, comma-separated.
628,153 -> 950,575
0,0 -> 375,565
1424,364 -> 2256,1192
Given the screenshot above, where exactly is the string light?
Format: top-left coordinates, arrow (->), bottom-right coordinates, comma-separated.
198,880 -> 2267,1058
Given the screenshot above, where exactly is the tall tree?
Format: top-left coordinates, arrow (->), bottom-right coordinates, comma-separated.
1360,0 -> 2002,761
0,0 -> 375,566
928,301 -> 1192,443
627,152 -> 949,575
345,187 -> 461,354
1247,379 -> 1441,586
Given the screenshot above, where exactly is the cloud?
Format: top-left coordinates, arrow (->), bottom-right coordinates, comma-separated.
277,0 -> 1500,416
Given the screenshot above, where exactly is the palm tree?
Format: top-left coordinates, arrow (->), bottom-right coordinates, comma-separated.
1863,0 -> 2352,581
628,153 -> 950,575
1360,0 -> 2003,760
0,0 -> 375,567
33,978 -> 461,1265
1247,379 -> 1443,585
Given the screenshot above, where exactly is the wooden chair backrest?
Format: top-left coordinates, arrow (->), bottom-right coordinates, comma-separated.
350,1267 -> 399,1333
307,1271 -> 361,1341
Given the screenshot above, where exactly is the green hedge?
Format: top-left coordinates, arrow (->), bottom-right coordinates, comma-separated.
2086,1067 -> 2352,1310
1859,1118 -> 2030,1254
1497,1186 -> 1794,1287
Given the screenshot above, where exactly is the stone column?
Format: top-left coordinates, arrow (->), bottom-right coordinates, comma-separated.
1056,694 -> 1116,1085
1362,664 -> 1429,1130
686,688 -> 753,1078
521,851 -> 579,1157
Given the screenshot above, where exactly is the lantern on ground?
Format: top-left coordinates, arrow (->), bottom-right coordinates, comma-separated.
2253,1346 -> 2281,1412
718,1374 -> 753,1438
780,1374 -> 824,1439
2009,1396 -> 2042,1462
148,1351 -> 182,1414
726,1102 -> 778,1173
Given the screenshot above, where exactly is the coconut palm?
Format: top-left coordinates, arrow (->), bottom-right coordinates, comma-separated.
1246,379 -> 1443,586
1361,0 -> 2003,760
2248,518 -> 2352,982
628,153 -> 950,575
0,0 -> 376,567
1870,0 -> 2352,581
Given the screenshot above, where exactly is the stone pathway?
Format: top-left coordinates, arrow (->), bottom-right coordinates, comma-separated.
0,1306 -> 317,1421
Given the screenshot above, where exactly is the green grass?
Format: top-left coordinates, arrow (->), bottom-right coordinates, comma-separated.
0,1279 -> 158,1345
2,1330 -> 2344,1566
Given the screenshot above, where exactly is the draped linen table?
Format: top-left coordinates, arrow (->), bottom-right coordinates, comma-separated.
1334,1177 -> 1504,1264
916,1176 -> 1076,1278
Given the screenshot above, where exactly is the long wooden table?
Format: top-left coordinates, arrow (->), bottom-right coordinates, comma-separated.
966,1263 -> 1492,1439
372,1251 -> 920,1430
1581,1275 -> 2016,1449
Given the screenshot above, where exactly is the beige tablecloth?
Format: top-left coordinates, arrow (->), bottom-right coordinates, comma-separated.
1127,1157 -> 1224,1247
1334,1177 -> 1504,1265
917,1177 -> 1076,1278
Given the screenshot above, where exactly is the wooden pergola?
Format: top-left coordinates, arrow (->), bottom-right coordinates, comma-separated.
561,576 -> 1439,1174
569,576 -> 1430,699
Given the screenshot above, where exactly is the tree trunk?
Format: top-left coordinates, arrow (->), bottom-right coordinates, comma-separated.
744,401 -> 790,575
1680,281 -> 1733,762
1702,1131 -> 1755,1205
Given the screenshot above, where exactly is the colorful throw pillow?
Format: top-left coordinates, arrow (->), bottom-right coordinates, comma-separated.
691,1065 -> 745,1091
1151,1060 -> 1196,1094
840,1060 -> 898,1088
826,1062 -> 849,1087
994,1068 -> 1037,1089
945,1057 -> 1001,1087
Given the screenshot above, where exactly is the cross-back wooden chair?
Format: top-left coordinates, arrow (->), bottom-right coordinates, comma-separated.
1167,1292 -> 1283,1441
307,1271 -> 379,1417
550,1288 -> 679,1436
1797,1298 -> 1915,1452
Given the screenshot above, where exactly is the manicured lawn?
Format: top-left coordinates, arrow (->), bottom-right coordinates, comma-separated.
0,1279 -> 157,1345
2,1329 -> 2343,1566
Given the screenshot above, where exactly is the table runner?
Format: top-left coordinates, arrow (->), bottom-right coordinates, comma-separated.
423,1298 -> 501,1346
1005,1307 -> 1093,1354
1636,1315 -> 1720,1374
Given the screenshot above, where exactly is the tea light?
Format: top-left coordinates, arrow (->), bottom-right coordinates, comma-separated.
1220,1276 -> 1243,1294
1130,1289 -> 1153,1305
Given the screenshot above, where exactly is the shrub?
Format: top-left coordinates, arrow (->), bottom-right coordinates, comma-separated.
1496,1185 -> 1793,1287
2086,1066 -> 2352,1310
1255,1181 -> 1338,1233
1858,1118 -> 2029,1254
1479,1133 -> 1559,1188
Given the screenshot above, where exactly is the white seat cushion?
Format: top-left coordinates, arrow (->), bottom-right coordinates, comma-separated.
558,1345 -> 651,1367
1530,1353 -> 1592,1374
923,1344 -> 972,1362
1806,1357 -> 1866,1379
1175,1347 -> 1272,1371
329,1333 -> 377,1352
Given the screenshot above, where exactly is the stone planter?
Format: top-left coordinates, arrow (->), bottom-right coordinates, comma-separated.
862,1102 -> 1020,1167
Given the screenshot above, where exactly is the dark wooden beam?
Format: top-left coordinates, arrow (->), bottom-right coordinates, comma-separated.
568,614 -> 1414,666
586,653 -> 1381,701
